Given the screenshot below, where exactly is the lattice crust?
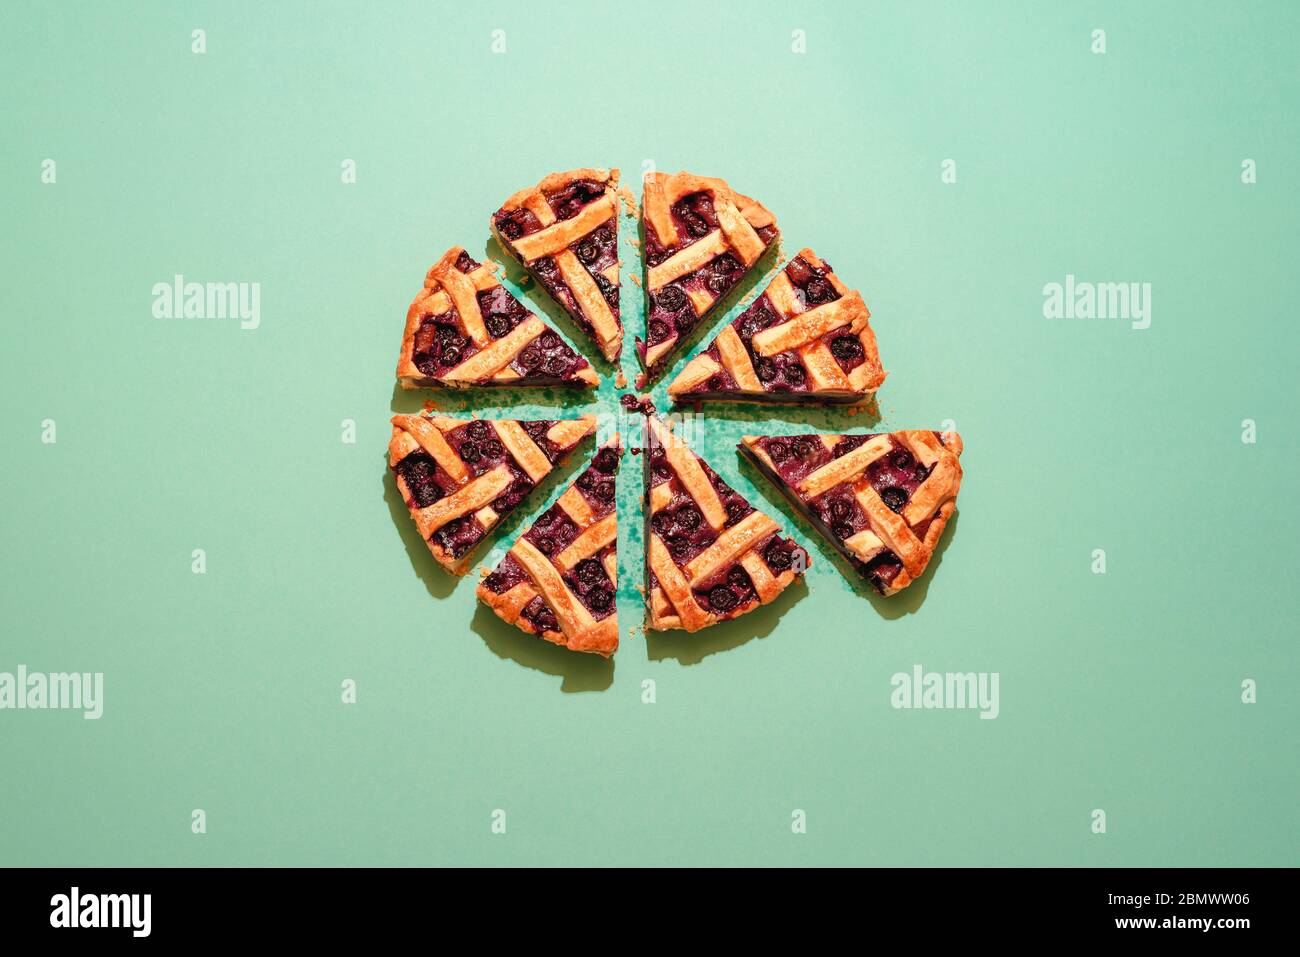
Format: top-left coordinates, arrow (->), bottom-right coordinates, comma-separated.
490,168 -> 623,363
389,413 -> 597,575
396,246 -> 599,390
637,171 -> 779,375
740,430 -> 963,596
642,416 -> 807,633
477,438 -> 623,657
668,247 -> 886,404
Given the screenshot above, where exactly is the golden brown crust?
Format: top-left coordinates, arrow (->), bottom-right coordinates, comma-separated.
476,437 -> 622,656
740,430 -> 963,597
491,169 -> 623,363
644,417 -> 807,633
641,171 -> 771,293
667,248 -> 886,405
389,414 -> 596,575
396,246 -> 598,390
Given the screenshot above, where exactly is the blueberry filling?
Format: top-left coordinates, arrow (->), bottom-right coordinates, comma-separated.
547,179 -> 605,220
495,207 -> 542,240
527,508 -> 579,557
655,286 -> 687,312
434,516 -> 482,559
592,448 -> 620,474
413,314 -> 474,376
395,452 -> 443,508
879,488 -> 907,512
805,277 -> 834,303
764,540 -> 793,571
707,585 -> 737,611
522,596 -> 559,632
830,335 -> 863,362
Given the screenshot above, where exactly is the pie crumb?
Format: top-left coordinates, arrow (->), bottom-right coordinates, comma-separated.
422,399 -> 439,413
629,273 -> 642,287
628,237 -> 641,249
618,186 -> 639,218
615,371 -> 627,388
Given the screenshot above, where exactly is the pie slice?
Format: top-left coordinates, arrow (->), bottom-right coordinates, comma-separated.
637,170 -> 779,381
397,246 -> 598,389
490,168 -> 623,363
740,430 -> 963,596
389,413 -> 597,575
668,248 -> 885,404
639,414 -> 808,632
477,437 -> 623,656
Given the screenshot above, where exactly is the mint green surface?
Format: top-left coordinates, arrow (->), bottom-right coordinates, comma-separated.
2,2 -> 1297,867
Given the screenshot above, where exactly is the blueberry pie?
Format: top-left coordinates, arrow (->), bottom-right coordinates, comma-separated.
477,438 -> 623,656
740,430 -> 962,596
639,414 -> 808,632
389,413 -> 597,574
490,168 -> 623,363
397,246 -> 598,389
668,248 -> 885,404
637,171 -> 779,381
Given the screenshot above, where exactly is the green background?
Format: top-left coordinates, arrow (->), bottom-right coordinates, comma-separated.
2,1 -> 1296,867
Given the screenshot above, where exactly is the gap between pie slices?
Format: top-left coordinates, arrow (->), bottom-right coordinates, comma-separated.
389,413 -> 597,575
638,412 -> 809,633
668,247 -> 886,404
636,170 -> 780,383
740,430 -> 962,596
490,168 -> 623,364
477,437 -> 623,657
397,246 -> 599,389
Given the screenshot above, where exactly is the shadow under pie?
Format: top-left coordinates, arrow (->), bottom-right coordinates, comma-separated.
644,575 -> 808,666
469,601 -> 614,692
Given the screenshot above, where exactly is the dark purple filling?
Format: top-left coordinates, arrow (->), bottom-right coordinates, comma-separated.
575,463 -> 617,509
546,179 -> 605,221
433,515 -> 484,559
476,285 -> 529,339
747,433 -> 949,594
864,446 -> 931,510
511,330 -> 588,381
394,451 -> 446,509
444,421 -> 508,476
639,209 -> 777,370
412,310 -> 478,376
521,595 -> 559,632
571,219 -> 617,272
453,251 -> 479,273
526,506 -> 580,558
758,435 -> 831,487
565,554 -> 615,620
483,553 -> 528,595
494,207 -> 542,241
646,439 -> 758,568
693,562 -> 758,615
651,497 -> 717,564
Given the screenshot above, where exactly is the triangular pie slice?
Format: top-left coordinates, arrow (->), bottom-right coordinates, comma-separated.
740,430 -> 963,596
490,168 -> 623,363
477,437 -> 623,657
636,170 -> 779,382
639,413 -> 809,632
389,413 -> 597,575
668,248 -> 886,404
397,246 -> 599,389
